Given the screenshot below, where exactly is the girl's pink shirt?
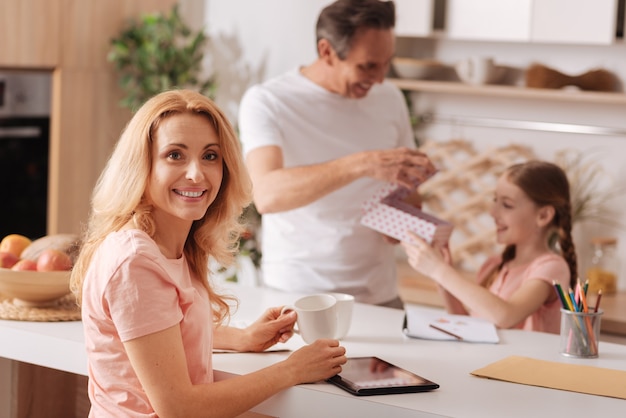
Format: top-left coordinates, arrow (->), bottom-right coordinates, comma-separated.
476,253 -> 570,334
82,229 -> 213,417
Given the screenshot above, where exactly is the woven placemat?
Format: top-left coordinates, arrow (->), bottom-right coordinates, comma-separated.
0,293 -> 81,322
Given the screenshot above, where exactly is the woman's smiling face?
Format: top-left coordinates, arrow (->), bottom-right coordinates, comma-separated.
146,112 -> 223,229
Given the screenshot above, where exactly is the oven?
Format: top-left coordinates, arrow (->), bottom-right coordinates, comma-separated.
0,70 -> 51,240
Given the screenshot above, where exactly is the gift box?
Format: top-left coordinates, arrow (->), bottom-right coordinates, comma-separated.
361,182 -> 453,247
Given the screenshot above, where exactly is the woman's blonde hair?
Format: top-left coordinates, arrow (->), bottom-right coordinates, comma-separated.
70,90 -> 252,323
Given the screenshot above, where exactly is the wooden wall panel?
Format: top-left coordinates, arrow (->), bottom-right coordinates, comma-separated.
16,362 -> 78,418
49,69 -> 99,234
48,0 -> 176,234
0,0 -> 60,68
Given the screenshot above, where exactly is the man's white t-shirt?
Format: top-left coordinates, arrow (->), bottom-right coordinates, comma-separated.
239,68 -> 415,304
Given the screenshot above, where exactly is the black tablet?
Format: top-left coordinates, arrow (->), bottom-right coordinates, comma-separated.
327,356 -> 439,396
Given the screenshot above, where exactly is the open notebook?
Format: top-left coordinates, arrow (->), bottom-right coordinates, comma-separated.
403,305 -> 500,344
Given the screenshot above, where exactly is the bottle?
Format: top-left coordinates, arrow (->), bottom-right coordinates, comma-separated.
586,237 -> 618,294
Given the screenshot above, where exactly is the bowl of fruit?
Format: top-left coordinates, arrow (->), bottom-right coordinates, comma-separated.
0,233 -> 80,307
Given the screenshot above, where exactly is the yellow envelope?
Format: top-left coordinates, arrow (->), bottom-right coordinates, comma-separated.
471,355 -> 626,399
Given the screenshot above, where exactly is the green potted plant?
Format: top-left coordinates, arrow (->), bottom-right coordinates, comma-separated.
107,4 -> 215,111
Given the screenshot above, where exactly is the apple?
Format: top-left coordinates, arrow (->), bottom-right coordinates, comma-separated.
11,258 -> 38,271
0,251 -> 19,268
0,234 -> 32,258
36,249 -> 73,272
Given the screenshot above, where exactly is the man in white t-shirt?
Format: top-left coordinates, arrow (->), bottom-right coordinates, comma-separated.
238,0 -> 435,307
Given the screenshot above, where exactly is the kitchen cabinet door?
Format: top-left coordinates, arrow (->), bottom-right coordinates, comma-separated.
531,0 -> 618,44
446,0 -> 532,42
395,0 -> 434,37
0,0 -> 60,67
445,0 -> 618,45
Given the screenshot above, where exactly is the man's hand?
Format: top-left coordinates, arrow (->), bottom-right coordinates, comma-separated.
365,147 -> 436,189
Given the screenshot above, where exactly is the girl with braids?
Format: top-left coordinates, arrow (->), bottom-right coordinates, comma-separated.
71,90 -> 345,417
401,160 -> 576,334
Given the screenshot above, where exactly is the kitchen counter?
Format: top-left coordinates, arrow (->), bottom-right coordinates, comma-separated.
2,283 -> 626,417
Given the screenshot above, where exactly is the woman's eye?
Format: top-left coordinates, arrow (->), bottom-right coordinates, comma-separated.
167,151 -> 182,160
204,152 -> 219,161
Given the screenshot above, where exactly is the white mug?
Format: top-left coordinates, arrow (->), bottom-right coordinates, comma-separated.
329,293 -> 354,340
455,57 -> 498,85
282,294 -> 337,344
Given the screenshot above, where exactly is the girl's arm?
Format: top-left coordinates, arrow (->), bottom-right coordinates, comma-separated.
440,257 -> 501,316
437,284 -> 469,315
432,244 -> 469,315
124,324 -> 346,418
402,234 -> 553,328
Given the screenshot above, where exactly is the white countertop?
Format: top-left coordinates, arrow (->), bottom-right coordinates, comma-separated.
1,283 -> 625,418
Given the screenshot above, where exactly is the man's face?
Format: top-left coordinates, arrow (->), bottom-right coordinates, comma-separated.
330,27 -> 395,99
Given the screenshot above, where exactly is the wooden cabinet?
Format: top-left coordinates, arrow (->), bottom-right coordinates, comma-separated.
0,0 -> 60,68
395,0 -> 435,37
50,0 -> 176,236
445,0 -> 619,45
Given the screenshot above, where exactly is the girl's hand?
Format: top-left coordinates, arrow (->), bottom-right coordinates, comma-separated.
242,307 -> 297,352
401,232 -> 450,282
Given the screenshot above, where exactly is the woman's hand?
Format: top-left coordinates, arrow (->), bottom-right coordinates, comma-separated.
285,339 -> 347,384
241,306 -> 297,352
401,232 -> 451,282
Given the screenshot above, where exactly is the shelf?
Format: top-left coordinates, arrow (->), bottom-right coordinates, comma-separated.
389,78 -> 626,105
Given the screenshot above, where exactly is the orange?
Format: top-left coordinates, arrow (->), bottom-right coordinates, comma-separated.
0,234 -> 33,258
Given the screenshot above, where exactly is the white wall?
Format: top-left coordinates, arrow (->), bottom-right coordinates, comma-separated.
200,1 -> 626,289
203,0 -> 332,121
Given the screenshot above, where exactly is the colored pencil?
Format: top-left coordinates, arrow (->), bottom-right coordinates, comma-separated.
552,281 -> 568,309
577,283 -> 598,353
594,289 -> 603,313
578,283 -> 589,313
429,324 -> 463,341
568,288 -> 578,312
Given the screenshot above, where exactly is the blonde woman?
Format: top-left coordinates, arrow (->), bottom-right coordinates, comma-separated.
71,90 -> 346,417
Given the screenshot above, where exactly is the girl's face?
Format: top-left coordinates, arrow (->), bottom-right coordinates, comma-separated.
146,112 -> 224,231
489,174 -> 544,246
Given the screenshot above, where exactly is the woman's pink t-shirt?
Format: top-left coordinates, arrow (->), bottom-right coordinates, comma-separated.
476,253 -> 570,334
81,229 -> 213,417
